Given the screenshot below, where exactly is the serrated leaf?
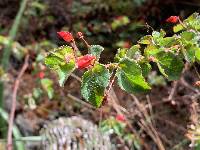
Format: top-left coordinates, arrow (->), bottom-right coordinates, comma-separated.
144,45 -> 160,57
44,46 -> 76,86
160,29 -> 166,37
155,52 -> 184,80
158,37 -> 177,47
126,45 -> 141,60
81,64 -> 110,107
184,13 -> 200,31
41,78 -> 54,99
139,62 -> 152,77
173,24 -> 184,33
116,58 -> 151,93
114,48 -> 128,62
89,45 -> 104,60
138,35 -> 152,44
181,31 -> 195,41
182,45 -> 196,63
152,31 -> 161,39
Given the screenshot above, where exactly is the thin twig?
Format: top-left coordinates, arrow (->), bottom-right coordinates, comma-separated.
67,93 -> 96,110
194,65 -> 200,79
131,94 -> 165,150
180,77 -> 199,93
167,81 -> 179,102
146,95 -> 155,125
71,73 -> 81,82
7,54 -> 29,150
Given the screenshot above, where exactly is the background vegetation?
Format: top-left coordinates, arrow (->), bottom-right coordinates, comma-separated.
0,0 -> 200,149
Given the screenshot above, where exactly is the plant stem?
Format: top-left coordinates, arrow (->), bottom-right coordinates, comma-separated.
0,0 -> 28,141
0,108 -> 25,150
0,136 -> 43,142
7,55 -> 29,150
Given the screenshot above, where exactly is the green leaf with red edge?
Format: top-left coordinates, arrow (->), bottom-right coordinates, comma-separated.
44,46 -> 76,87
81,63 -> 111,107
116,58 -> 151,93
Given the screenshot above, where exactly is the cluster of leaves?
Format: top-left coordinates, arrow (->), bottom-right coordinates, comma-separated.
44,13 -> 200,108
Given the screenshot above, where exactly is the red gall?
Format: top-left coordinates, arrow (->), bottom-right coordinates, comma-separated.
166,16 -> 179,23
77,54 -> 96,69
57,31 -> 74,42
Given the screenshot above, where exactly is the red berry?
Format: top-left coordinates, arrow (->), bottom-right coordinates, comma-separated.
57,31 -> 74,42
77,54 -> 96,69
38,72 -> 45,79
116,114 -> 126,122
166,16 -> 179,23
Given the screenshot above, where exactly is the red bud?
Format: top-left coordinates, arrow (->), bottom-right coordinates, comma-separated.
166,16 -> 179,23
57,31 -> 74,42
77,54 -> 96,69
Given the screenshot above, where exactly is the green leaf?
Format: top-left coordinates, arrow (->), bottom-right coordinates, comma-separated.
126,45 -> 141,60
173,24 -> 184,33
160,29 -> 166,37
152,31 -> 161,39
138,35 -> 152,44
41,78 -> 54,99
184,13 -> 200,31
181,31 -> 195,41
44,46 -> 76,86
114,48 -> 128,62
81,64 -> 110,107
182,45 -> 196,63
139,62 -> 152,77
155,52 -> 184,80
195,47 -> 200,61
116,58 -> 151,93
158,37 -> 177,47
89,45 -> 104,60
144,45 -> 160,57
